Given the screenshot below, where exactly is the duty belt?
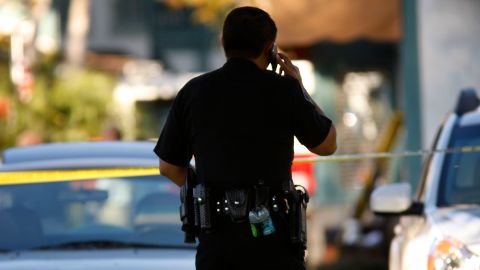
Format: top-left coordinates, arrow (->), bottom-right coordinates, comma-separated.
192,185 -> 283,229
180,169 -> 309,248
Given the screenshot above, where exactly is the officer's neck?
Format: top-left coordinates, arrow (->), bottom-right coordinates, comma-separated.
250,55 -> 269,70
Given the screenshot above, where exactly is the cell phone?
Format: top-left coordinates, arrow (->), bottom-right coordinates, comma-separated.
269,43 -> 278,72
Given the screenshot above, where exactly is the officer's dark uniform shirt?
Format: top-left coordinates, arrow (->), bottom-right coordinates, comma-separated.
154,58 -> 332,189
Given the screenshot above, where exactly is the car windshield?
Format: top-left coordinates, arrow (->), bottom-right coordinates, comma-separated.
438,123 -> 480,206
0,175 -> 192,251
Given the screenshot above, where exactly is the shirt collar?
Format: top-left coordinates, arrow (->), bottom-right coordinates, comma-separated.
223,57 -> 261,72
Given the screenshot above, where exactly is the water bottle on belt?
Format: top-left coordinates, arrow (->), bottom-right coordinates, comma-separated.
248,206 -> 275,237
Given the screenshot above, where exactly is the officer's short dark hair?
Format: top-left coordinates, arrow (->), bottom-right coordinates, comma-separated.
222,7 -> 277,59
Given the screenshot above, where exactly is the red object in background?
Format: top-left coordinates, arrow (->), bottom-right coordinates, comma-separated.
292,153 -> 316,195
17,67 -> 34,103
70,180 -> 97,190
0,99 -> 10,119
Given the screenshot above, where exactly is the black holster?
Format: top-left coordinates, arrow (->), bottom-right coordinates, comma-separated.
284,180 -> 309,248
179,167 -> 197,243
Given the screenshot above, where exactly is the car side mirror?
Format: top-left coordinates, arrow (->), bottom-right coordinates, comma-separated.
370,182 -> 423,216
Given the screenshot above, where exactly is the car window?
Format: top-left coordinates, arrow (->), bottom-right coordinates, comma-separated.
438,124 -> 480,206
0,175 -> 189,250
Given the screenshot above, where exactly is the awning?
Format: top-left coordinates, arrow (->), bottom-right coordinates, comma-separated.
244,0 -> 401,47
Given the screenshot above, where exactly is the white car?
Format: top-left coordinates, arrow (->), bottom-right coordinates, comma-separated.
370,89 -> 480,270
0,141 -> 196,270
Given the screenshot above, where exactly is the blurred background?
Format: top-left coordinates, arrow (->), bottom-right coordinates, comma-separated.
0,0 -> 480,269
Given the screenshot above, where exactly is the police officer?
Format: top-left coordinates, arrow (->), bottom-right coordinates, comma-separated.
154,6 -> 336,270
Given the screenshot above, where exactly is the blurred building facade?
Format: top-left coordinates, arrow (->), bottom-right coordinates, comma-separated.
2,0 -> 480,266
418,0 -> 480,147
55,0 -> 224,72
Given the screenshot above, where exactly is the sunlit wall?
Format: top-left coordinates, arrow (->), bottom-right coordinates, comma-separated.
419,0 -> 480,147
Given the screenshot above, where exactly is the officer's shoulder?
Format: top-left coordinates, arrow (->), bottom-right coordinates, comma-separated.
180,69 -> 220,94
262,70 -> 302,91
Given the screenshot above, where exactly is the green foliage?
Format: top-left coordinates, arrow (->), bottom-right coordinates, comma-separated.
0,59 -> 116,151
0,62 -> 14,149
44,66 -> 116,142
135,99 -> 171,140
0,63 -> 12,96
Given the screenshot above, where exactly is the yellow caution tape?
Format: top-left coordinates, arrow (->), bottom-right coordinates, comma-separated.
1,146 -> 479,186
0,167 -> 159,186
294,146 -> 480,164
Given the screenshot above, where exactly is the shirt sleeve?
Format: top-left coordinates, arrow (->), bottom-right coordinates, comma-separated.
153,90 -> 192,167
290,80 -> 333,149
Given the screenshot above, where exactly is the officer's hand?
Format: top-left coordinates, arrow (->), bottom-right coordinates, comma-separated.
276,52 -> 302,83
